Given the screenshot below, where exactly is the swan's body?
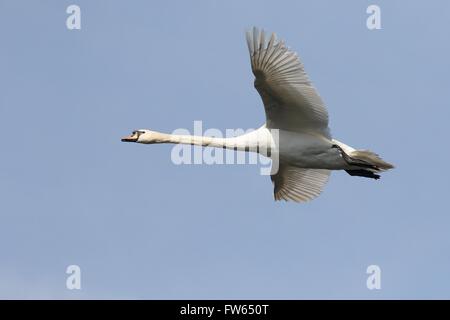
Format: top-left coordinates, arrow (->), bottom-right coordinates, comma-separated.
122,28 -> 394,202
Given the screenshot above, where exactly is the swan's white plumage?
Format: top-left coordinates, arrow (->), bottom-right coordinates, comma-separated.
247,27 -> 333,202
271,166 -> 331,202
246,27 -> 330,138
122,27 -> 394,203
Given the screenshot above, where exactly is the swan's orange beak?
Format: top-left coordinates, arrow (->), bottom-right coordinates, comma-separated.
121,134 -> 138,142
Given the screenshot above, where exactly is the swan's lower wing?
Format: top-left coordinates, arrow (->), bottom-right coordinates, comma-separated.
246,27 -> 330,138
271,165 -> 330,202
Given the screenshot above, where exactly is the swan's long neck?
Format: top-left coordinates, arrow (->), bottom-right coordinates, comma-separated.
165,134 -> 238,149
146,127 -> 273,153
151,133 -> 252,151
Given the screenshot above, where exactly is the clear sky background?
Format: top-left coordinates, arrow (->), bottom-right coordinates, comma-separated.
1,0 -> 450,299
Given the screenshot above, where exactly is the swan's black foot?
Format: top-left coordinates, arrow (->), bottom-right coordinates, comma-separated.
345,169 -> 380,180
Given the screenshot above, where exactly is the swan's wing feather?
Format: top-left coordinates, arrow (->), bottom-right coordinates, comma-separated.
247,27 -> 330,137
271,165 -> 330,202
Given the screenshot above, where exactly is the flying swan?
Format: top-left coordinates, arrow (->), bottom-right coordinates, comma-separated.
122,27 -> 394,202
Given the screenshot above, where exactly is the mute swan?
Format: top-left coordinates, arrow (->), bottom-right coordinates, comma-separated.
122,27 -> 394,202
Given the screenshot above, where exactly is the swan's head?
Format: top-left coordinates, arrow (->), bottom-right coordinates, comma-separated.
121,129 -> 161,144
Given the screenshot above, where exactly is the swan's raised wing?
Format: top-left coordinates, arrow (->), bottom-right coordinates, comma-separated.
246,28 -> 330,137
271,165 -> 330,202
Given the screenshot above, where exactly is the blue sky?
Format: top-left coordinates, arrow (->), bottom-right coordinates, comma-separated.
1,0 -> 450,299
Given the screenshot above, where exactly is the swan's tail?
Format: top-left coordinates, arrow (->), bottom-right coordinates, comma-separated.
348,150 -> 394,171
332,143 -> 394,180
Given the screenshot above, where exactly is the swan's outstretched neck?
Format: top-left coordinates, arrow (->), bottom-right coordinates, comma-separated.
122,127 -> 274,153
156,132 -> 241,150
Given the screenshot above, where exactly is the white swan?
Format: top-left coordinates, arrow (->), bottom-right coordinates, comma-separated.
122,27 -> 394,202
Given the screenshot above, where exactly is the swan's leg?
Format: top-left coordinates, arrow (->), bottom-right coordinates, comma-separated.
345,169 -> 380,180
